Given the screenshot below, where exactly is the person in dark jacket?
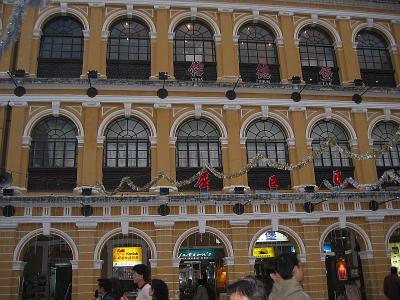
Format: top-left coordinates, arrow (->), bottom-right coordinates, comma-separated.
384,266 -> 400,300
97,278 -> 117,300
150,278 -> 169,300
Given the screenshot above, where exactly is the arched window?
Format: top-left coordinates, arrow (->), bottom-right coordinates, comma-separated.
356,30 -> 395,87
103,117 -> 151,190
176,118 -> 222,190
37,16 -> 83,78
238,23 -> 280,83
246,119 -> 290,190
28,117 -> 78,191
107,18 -> 151,79
299,27 -> 339,85
372,121 -> 400,177
311,120 -> 354,187
173,20 -> 217,81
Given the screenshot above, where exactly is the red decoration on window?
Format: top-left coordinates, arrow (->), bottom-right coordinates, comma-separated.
337,259 -> 348,281
196,171 -> 210,190
333,169 -> 343,185
188,61 -> 205,79
268,175 -> 278,190
319,67 -> 333,82
256,64 -> 272,81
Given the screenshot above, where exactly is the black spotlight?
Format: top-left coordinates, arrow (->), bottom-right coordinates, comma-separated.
159,187 -> 170,196
369,200 -> 379,211
81,205 -> 93,217
82,187 -> 92,196
304,185 -> 315,193
291,76 -> 301,84
291,91 -> 301,102
158,204 -> 170,216
353,79 -> 363,86
88,70 -> 98,79
225,76 -> 241,101
234,186 -> 245,194
157,88 -> 168,99
2,188 -> 14,196
7,72 -> 26,97
3,205 -> 15,217
352,94 -> 362,104
87,71 -> 98,98
304,201 -> 314,213
0,172 -> 13,189
233,203 -> 245,215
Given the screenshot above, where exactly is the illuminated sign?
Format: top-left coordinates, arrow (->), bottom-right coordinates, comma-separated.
113,247 -> 142,267
253,247 -> 275,258
256,231 -> 289,243
178,249 -> 215,260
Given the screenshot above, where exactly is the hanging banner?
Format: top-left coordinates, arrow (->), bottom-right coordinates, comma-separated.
113,247 -> 142,267
253,247 -> 275,258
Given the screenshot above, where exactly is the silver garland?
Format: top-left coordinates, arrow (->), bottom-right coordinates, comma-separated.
0,0 -> 49,59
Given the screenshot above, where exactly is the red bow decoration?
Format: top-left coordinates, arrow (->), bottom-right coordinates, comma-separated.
332,169 -> 343,185
268,175 -> 278,190
196,171 -> 210,191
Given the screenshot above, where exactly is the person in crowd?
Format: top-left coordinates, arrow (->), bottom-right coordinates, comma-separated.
97,278 -> 117,300
227,276 -> 268,300
384,266 -> 400,300
268,253 -> 311,300
132,264 -> 152,300
194,279 -> 209,300
110,277 -> 128,300
182,279 -> 195,300
150,278 -> 169,300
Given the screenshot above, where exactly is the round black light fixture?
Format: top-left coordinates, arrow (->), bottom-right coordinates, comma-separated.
303,201 -> 314,213
0,172 -> 12,188
291,92 -> 301,102
352,94 -> 362,104
368,200 -> 379,211
158,204 -> 170,216
157,88 -> 168,99
87,87 -> 98,98
81,205 -> 93,217
14,86 -> 26,97
233,203 -> 245,215
3,205 -> 15,217
225,90 -> 237,100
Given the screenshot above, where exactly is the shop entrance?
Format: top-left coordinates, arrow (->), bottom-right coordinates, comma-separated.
324,228 -> 365,300
252,231 -> 296,293
20,235 -> 73,300
388,227 -> 400,271
178,231 -> 227,300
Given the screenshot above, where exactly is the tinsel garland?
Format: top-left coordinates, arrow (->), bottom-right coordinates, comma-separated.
0,0 -> 49,59
323,169 -> 400,191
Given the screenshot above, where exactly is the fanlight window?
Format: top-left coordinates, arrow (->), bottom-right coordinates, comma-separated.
246,120 -> 288,166
372,121 -> 400,167
176,118 -> 221,168
30,117 -> 77,168
356,30 -> 395,87
104,118 -> 150,168
311,120 -> 352,167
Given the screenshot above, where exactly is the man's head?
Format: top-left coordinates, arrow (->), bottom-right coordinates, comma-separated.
98,278 -> 112,296
391,266 -> 398,275
132,264 -> 150,283
275,253 -> 304,283
227,276 -> 267,300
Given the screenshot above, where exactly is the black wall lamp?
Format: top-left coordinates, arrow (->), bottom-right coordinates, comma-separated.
369,197 -> 399,211
81,204 -> 93,217
233,202 -> 245,215
291,76 -> 301,84
87,70 -> 98,98
3,205 -> 15,217
7,71 -> 26,97
304,199 -> 327,213
291,82 -> 307,102
225,76 -> 241,100
352,80 -> 377,104
158,203 -> 170,216
157,72 -> 169,99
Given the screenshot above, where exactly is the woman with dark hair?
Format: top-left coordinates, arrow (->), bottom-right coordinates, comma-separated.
110,277 -> 128,300
149,278 -> 169,300
227,276 -> 268,300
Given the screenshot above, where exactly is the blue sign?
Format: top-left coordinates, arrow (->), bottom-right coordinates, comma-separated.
178,249 -> 215,261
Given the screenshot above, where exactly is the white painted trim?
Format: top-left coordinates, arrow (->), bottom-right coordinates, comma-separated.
232,15 -> 283,45
93,227 -> 157,261
294,19 -> 342,48
22,109 -> 84,139
168,11 -> 221,37
367,115 -> 400,141
33,7 -> 90,33
239,112 -> 295,143
319,222 -> 373,253
101,9 -> 156,33
97,109 -> 157,139
169,111 -> 228,143
385,221 -> 400,247
249,225 -> 306,258
172,226 -> 234,259
305,113 -> 357,141
13,228 -> 79,262
352,23 -> 397,52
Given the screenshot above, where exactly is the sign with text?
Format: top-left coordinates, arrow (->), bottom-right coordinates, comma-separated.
113,247 -> 142,267
178,249 -> 215,260
253,247 -> 275,258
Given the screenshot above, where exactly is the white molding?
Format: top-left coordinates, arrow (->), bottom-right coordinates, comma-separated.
352,22 -> 397,52
229,220 -> 250,226
223,256 -> 235,266
34,7 -> 90,33
359,250 -> 374,260
93,259 -> 104,269
154,220 -> 175,228
101,9 -> 157,33
168,11 -> 221,37
12,261 -> 27,271
149,258 -> 158,268
367,114 -> 400,141
294,19 -> 342,48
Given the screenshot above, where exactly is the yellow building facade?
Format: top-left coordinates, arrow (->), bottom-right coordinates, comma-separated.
0,0 -> 400,300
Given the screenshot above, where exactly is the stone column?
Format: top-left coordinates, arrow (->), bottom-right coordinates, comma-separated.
15,7 -> 36,76
336,17 -> 361,85
390,21 -> 400,87
278,12 -> 302,82
81,31 -> 90,78
0,4 -> 15,72
229,220 -> 252,282
223,105 -> 247,189
86,6 -> 104,77
217,9 -> 240,82
351,108 -> 377,183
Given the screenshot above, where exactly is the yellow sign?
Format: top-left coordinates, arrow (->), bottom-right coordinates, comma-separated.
253,247 -> 275,258
113,247 -> 142,267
